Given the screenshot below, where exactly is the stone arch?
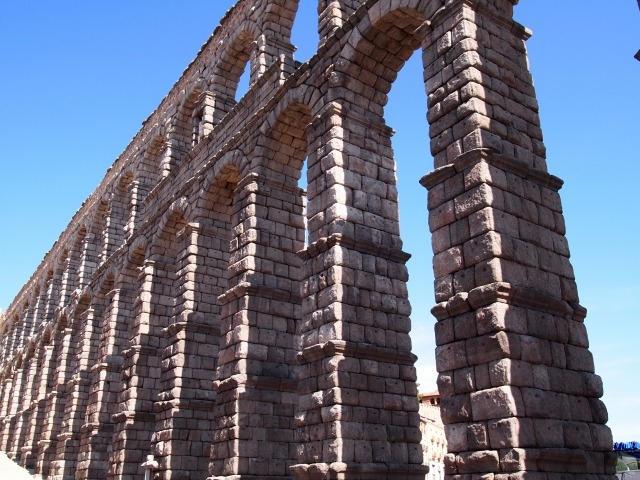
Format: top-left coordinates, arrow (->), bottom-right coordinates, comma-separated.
102,170 -> 135,259
93,194 -> 111,263
4,313 -> 19,359
110,167 -> 136,243
197,153 -> 241,227
209,22 -> 259,103
128,235 -> 148,269
54,248 -> 74,312
40,322 -> 54,349
296,0 -> 613,477
151,196 -> 192,258
168,83 -> 207,157
15,300 -> 33,354
26,281 -> 45,340
140,126 -> 167,183
24,337 -> 36,363
334,1 -> 439,119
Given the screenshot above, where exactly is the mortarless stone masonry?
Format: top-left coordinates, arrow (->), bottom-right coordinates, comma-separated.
0,0 -> 617,479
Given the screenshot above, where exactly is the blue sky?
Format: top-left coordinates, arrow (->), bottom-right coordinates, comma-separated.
0,1 -> 638,441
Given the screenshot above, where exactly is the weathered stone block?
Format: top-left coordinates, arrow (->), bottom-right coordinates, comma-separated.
470,386 -> 524,421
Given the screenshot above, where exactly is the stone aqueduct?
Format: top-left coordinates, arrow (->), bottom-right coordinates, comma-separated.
0,0 -> 616,479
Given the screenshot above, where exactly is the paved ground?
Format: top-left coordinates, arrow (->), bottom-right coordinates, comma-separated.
0,452 -> 33,479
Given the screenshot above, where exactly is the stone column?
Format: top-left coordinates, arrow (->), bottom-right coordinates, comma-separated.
37,327 -> 72,479
4,362 -> 26,458
57,257 -> 75,312
22,344 -> 55,472
209,172 -> 304,480
419,0 -> 616,477
110,265 -> 160,480
318,0 -> 365,45
51,306 -> 101,480
161,128 -> 189,178
17,306 -> 34,352
0,377 -> 14,451
77,231 -> 99,289
152,223 -> 221,479
32,284 -> 49,337
291,105 -> 426,480
208,93 -> 240,126
127,179 -> 146,238
14,349 -> 40,466
77,287 -> 127,480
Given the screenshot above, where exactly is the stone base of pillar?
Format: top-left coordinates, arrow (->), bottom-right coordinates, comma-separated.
290,463 -> 428,480
208,476 -> 292,480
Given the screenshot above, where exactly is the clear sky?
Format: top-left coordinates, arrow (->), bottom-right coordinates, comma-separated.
0,1 -> 638,441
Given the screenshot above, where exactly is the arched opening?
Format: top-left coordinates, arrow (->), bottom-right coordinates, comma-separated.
210,29 -> 255,109
290,0 -> 318,63
291,5 -> 443,478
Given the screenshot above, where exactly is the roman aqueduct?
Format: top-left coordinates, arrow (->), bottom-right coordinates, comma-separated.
0,0 -> 616,478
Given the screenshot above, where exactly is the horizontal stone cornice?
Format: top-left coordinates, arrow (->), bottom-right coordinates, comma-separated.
290,461 -> 428,479
162,320 -> 221,339
431,281 -> 586,321
121,344 -> 161,359
111,410 -> 154,424
299,232 -> 411,264
215,373 -> 298,394
298,339 -> 417,366
153,397 -> 216,413
218,281 -> 301,305
420,148 -> 563,191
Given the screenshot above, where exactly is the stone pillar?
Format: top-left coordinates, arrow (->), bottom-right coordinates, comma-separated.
77,231 -> 99,289
318,0 -> 365,45
103,192 -> 124,259
51,306 -> 101,480
0,377 -> 14,451
4,361 -> 26,458
110,266 -> 160,480
423,0 -> 543,169
291,105 -> 426,480
253,33 -> 297,82
161,127 -> 189,178
58,257 -> 75,312
127,179 -> 146,238
209,172 -> 304,480
152,224 -> 220,479
419,0 -> 616,477
13,349 -> 40,466
32,284 -> 49,337
37,327 -> 72,479
77,287 -> 127,480
208,93 -> 239,126
22,344 -> 55,472
17,306 -> 34,351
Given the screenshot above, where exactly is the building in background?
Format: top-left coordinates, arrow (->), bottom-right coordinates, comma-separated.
419,392 -> 446,480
